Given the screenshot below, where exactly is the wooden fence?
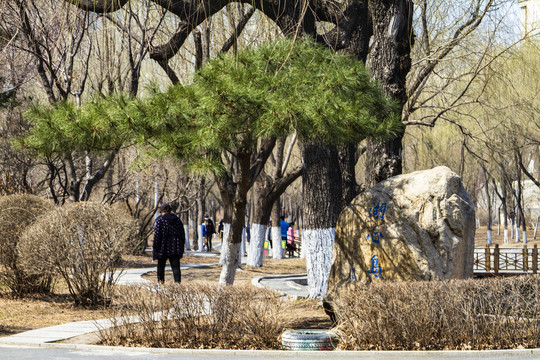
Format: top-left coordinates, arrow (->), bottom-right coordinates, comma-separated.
473,244 -> 539,276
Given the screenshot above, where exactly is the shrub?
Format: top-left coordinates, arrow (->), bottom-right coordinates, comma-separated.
110,201 -> 154,254
99,282 -> 292,349
19,202 -> 137,306
330,276 -> 540,350
0,194 -> 53,296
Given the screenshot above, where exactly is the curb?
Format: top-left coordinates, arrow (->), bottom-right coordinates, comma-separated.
1,342 -> 540,358
252,273 -> 308,299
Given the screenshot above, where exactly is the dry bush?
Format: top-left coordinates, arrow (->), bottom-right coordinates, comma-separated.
18,202 -> 137,306
0,194 -> 54,296
331,276 -> 540,350
110,201 -> 154,254
100,282 -> 292,349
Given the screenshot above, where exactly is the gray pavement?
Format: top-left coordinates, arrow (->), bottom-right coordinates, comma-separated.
1,343 -> 539,359
253,273 -> 309,299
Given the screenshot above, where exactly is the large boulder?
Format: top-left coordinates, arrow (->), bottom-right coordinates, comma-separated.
327,166 -> 475,293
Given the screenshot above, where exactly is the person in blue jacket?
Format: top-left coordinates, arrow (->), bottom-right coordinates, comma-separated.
202,215 -> 216,252
153,203 -> 185,283
280,215 -> 289,244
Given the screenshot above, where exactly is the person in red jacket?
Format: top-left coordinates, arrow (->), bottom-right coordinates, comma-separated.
153,203 -> 185,283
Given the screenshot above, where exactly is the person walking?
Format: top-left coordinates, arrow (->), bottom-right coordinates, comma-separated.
218,218 -> 224,240
286,221 -> 298,257
280,215 -> 289,244
153,203 -> 185,283
203,215 -> 216,252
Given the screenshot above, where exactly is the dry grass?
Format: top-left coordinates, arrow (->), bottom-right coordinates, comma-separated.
99,283 -> 295,349
331,275 -> 540,350
0,286 -> 109,336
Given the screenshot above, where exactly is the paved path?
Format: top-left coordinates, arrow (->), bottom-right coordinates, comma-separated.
1,343 -> 539,359
254,273 -> 308,299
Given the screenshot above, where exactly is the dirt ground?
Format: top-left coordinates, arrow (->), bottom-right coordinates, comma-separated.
474,225 -> 540,248
2,225 -> 538,342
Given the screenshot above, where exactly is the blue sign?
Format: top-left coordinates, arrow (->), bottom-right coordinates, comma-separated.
368,201 -> 387,220
368,255 -> 382,278
367,231 -> 383,244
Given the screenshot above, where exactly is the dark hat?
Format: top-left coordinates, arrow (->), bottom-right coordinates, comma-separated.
159,203 -> 172,212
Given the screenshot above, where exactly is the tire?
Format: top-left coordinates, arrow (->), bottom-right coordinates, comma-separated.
281,329 -> 338,351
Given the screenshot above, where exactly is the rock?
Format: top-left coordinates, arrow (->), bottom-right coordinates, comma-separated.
327,166 -> 475,292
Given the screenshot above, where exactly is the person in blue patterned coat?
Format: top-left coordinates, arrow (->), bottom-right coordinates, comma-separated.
153,203 -> 186,283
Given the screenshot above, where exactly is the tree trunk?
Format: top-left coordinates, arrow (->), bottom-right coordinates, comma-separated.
247,149 -> 302,266
197,177 -> 206,252
180,196 -> 191,251
80,151 -> 117,201
271,200 -> 284,259
515,160 -> 527,244
217,177 -> 233,266
247,179 -> 267,267
364,0 -> 413,187
338,144 -> 360,206
66,154 -> 81,202
218,151 -> 250,284
218,241 -> 242,284
483,168 -> 492,245
271,138 -> 286,260
301,141 -> 343,299
247,179 -> 270,267
247,223 -> 267,267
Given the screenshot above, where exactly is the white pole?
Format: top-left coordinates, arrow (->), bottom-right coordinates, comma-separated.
241,228 -> 246,257
154,178 -> 159,222
198,223 -> 204,252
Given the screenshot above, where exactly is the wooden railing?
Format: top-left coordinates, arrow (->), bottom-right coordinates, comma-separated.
473,244 -> 539,275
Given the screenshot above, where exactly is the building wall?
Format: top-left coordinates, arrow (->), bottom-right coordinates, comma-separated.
519,0 -> 540,37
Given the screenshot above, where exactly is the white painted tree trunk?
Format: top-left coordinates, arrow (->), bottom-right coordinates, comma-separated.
247,224 -> 266,267
241,229 -> 246,257
511,221 -> 514,239
504,229 -> 509,244
523,230 -> 527,245
304,228 -> 335,299
516,224 -> 520,243
219,223 -> 231,265
184,225 -> 191,250
487,229 -> 492,245
198,224 -> 204,252
219,241 -> 242,285
272,226 -> 283,259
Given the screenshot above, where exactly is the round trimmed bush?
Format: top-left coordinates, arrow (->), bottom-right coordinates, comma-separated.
0,194 -> 53,296
19,201 -> 137,306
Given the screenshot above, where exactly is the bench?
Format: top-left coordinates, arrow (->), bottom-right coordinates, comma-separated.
287,237 -> 301,258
